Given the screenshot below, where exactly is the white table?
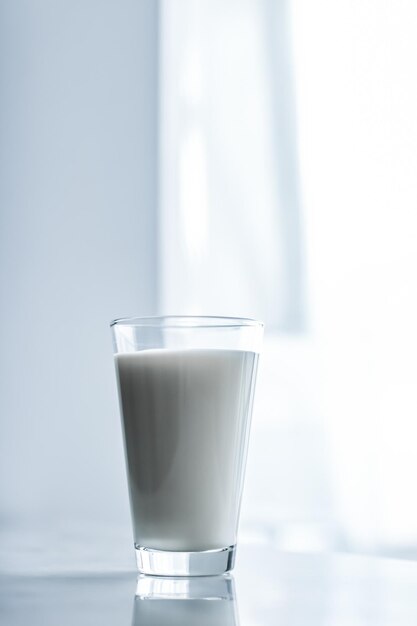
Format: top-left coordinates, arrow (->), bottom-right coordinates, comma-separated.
2,545 -> 417,625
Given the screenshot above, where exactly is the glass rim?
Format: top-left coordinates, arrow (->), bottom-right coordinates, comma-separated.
110,315 -> 264,329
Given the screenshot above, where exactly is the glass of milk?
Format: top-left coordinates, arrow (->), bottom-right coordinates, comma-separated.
111,316 -> 263,576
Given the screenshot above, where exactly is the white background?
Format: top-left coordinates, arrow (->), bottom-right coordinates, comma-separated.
1,0 -> 417,572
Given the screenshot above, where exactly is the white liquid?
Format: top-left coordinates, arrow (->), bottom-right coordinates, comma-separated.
115,348 -> 257,551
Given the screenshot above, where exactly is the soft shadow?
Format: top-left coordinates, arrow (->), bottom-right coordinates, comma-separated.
132,575 -> 239,626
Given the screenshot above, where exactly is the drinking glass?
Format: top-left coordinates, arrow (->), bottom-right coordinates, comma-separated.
111,315 -> 263,576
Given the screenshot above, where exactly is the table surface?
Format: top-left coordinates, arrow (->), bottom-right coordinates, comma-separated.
2,545 -> 417,625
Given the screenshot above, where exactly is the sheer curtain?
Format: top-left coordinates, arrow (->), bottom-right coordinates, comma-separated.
159,0 -> 305,331
158,0 -> 335,552
159,0 -> 417,557
293,0 -> 417,556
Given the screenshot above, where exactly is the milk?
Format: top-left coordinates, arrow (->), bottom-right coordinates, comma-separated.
114,348 -> 258,552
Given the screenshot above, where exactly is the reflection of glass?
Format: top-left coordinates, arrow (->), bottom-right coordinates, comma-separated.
111,316 -> 263,576
132,575 -> 239,626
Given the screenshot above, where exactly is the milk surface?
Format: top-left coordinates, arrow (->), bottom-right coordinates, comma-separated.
115,348 -> 257,551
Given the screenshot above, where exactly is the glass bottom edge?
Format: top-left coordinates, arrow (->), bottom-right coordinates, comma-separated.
135,544 -> 236,577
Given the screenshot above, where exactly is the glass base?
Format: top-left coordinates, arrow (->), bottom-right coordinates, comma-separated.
135,544 -> 236,577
